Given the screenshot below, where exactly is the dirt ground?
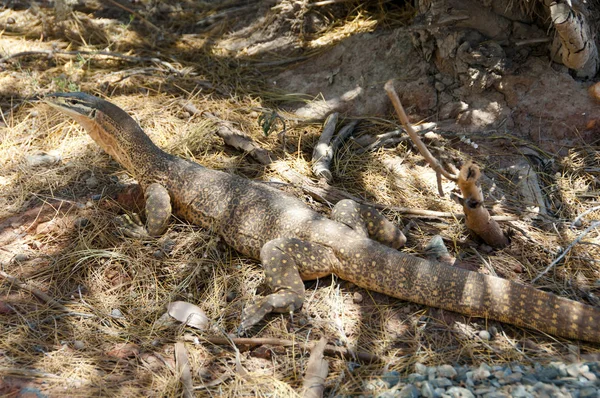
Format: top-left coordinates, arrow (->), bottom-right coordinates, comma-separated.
0,1 -> 599,397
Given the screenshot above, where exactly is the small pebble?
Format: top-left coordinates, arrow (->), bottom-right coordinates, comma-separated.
399,384 -> 420,398
381,371 -> 400,388
415,363 -> 427,375
352,292 -> 363,304
566,364 -> 581,377
74,218 -> 89,228
408,373 -> 426,383
73,340 -> 85,350
582,371 -> 597,382
111,308 -> 124,318
421,381 -> 434,398
86,175 -> 98,188
446,386 -> 474,398
432,377 -> 453,388
438,365 -> 458,379
473,368 -> 491,381
226,291 -> 237,302
14,253 -> 29,262
26,152 -> 60,167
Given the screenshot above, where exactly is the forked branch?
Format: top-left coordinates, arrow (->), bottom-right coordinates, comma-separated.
384,80 -> 457,195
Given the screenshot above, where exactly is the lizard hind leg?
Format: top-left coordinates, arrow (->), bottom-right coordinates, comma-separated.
332,199 -> 406,249
240,237 -> 338,331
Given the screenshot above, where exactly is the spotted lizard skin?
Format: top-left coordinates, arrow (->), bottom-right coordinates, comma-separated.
45,92 -> 600,343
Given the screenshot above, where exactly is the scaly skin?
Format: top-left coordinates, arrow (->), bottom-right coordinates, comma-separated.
45,92 -> 600,343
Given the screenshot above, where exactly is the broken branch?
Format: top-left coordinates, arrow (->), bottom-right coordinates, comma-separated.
0,269 -> 94,318
311,113 -> 339,182
532,220 -> 600,283
311,115 -> 358,182
200,336 -> 381,363
384,80 -> 457,195
182,102 -> 274,165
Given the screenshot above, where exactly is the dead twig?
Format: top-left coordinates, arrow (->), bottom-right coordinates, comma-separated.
302,337 -> 328,398
0,269 -> 92,317
571,205 -> 600,228
0,50 -> 182,75
181,102 -> 274,165
200,336 -> 381,363
0,367 -> 86,383
104,0 -> 162,33
311,113 -> 339,182
532,221 -> 600,283
384,80 -> 457,196
331,120 -> 359,152
308,0 -> 356,6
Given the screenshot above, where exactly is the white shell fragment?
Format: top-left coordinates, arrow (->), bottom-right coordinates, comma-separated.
167,301 -> 209,330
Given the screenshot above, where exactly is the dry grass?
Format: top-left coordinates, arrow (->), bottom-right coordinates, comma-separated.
1,0 -> 599,396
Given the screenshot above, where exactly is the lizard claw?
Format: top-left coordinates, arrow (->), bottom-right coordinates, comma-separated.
114,213 -> 150,239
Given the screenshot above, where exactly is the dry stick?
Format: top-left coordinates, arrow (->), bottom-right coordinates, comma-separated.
0,269 -> 90,316
311,116 -> 359,182
331,120 -> 359,152
181,102 -> 274,165
104,0 -> 162,32
571,205 -> 600,228
302,337 -> 328,398
532,221 -> 600,284
308,0 -> 356,6
201,336 -> 381,363
0,50 -> 182,75
0,367 -> 86,383
384,80 -> 457,196
311,113 -> 339,182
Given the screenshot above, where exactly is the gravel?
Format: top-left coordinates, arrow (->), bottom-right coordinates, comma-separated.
362,361 -> 600,397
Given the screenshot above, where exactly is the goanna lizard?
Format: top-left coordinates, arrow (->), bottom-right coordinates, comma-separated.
44,92 -> 600,343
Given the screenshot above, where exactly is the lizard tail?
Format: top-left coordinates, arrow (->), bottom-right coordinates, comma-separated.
335,240 -> 600,343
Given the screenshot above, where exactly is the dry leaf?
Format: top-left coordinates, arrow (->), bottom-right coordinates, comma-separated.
302,338 -> 329,398
167,301 -> 209,330
106,343 -> 140,359
175,342 -> 193,398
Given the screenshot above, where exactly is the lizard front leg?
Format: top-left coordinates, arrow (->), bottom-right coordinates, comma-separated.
240,237 -> 340,331
115,183 -> 172,238
332,199 -> 406,249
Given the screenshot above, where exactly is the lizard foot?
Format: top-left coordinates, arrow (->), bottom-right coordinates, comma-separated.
114,213 -> 150,239
424,235 -> 455,266
332,199 -> 406,249
239,292 -> 303,332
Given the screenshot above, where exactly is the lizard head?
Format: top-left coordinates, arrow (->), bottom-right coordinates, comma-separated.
44,92 -> 161,174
